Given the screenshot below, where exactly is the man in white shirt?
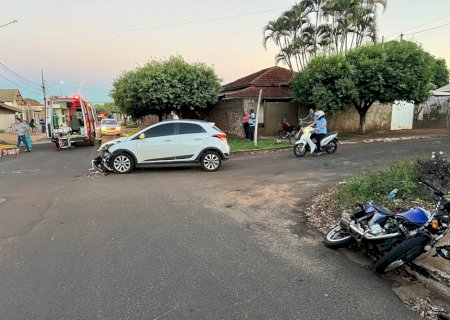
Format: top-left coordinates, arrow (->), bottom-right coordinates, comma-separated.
171,110 -> 179,119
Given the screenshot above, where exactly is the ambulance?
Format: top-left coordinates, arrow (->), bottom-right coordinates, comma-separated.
45,95 -> 99,148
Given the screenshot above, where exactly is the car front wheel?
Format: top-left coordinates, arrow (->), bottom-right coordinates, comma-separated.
201,151 -> 221,172
111,152 -> 135,174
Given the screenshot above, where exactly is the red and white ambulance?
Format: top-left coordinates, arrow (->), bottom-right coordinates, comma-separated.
45,95 -> 99,148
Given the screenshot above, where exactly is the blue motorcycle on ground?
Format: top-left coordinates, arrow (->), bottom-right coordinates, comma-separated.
324,180 -> 450,274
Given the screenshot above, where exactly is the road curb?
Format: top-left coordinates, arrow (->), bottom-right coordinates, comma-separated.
411,260 -> 450,287
231,134 -> 450,154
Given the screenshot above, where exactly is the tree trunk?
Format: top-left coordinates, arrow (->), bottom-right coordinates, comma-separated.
359,112 -> 366,135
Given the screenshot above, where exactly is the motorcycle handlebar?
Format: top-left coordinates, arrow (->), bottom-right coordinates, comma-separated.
419,180 -> 446,198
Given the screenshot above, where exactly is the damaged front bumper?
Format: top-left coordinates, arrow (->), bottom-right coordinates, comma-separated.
92,151 -> 113,172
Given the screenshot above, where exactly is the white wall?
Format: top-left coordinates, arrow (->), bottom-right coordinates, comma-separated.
391,101 -> 414,130
0,111 -> 16,131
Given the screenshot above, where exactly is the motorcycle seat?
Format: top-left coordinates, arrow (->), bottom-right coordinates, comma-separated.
372,204 -> 396,216
324,132 -> 337,137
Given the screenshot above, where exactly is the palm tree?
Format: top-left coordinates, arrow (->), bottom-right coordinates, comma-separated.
263,17 -> 294,71
300,0 -> 327,57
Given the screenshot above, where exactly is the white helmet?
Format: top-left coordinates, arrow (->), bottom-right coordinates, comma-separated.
314,110 -> 325,118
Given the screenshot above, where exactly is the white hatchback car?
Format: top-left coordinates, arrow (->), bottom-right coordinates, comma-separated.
96,119 -> 230,173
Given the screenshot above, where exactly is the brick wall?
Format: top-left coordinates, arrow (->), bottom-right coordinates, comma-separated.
209,99 -> 245,138
327,102 -> 392,132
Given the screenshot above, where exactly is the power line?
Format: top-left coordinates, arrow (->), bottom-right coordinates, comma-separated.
0,73 -> 43,96
0,62 -> 42,87
0,7 -> 287,44
46,80 -> 111,91
404,21 -> 450,36
385,14 -> 450,38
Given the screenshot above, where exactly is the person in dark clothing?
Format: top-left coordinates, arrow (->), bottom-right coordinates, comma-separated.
248,109 -> 256,141
39,118 -> 46,133
29,119 -> 36,135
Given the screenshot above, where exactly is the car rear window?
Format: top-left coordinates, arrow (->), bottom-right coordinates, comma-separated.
102,120 -> 118,125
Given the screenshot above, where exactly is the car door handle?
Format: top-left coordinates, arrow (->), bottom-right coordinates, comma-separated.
164,139 -> 172,142
194,138 -> 203,141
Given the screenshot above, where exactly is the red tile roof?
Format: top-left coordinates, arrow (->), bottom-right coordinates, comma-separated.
221,66 -> 295,99
224,86 -> 292,99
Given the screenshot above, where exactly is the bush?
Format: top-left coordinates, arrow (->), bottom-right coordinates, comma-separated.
416,151 -> 450,189
0,129 -> 4,133
335,161 -> 420,208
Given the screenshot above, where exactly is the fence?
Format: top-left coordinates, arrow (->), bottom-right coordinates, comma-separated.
414,95 -> 450,129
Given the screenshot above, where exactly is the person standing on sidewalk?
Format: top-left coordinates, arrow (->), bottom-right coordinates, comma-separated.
248,108 -> 256,141
16,118 -> 31,152
242,111 -> 251,140
39,118 -> 46,133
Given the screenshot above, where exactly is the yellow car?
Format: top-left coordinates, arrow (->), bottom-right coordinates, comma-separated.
100,119 -> 121,136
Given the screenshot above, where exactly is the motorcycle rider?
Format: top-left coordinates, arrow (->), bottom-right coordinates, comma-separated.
310,110 -> 327,156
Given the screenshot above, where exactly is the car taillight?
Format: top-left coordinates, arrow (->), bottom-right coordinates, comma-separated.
213,133 -> 227,141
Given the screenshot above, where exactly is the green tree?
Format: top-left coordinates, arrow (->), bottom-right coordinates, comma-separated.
293,41 -> 436,134
431,57 -> 449,89
111,56 -> 221,119
292,54 -> 356,113
95,102 -> 120,115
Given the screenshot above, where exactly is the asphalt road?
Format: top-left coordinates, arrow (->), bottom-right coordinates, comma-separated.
1,137 -> 448,319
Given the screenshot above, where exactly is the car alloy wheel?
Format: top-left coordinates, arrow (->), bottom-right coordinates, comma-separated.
112,153 -> 134,174
201,151 -> 221,172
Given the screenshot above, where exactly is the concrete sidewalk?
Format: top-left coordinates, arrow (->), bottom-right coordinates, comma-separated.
0,132 -> 47,145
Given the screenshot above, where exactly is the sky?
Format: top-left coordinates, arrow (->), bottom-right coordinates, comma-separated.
0,0 -> 449,104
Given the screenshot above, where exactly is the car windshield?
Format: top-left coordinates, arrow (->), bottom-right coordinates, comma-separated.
102,120 -> 118,125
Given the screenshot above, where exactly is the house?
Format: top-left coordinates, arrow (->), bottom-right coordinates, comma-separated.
0,89 -> 46,122
210,66 -> 305,138
414,83 -> 450,129
24,98 -> 45,122
0,101 -> 22,131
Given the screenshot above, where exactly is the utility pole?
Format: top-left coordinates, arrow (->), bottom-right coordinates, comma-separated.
253,89 -> 263,147
41,70 -> 48,137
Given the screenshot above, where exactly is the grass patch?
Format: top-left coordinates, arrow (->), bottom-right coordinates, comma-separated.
335,160 -> 421,208
228,138 -> 290,152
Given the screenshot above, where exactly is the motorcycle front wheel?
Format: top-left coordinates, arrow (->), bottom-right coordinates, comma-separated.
293,144 -> 307,157
324,225 -> 354,249
373,235 -> 430,275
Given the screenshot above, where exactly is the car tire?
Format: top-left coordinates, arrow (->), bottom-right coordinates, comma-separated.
111,152 -> 135,174
201,151 -> 221,172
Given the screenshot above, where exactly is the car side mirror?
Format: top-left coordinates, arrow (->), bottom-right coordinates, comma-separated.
139,133 -> 145,139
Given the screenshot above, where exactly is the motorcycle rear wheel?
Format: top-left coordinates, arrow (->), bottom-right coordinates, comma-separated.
324,225 -> 354,249
293,144 -> 306,157
373,235 -> 430,275
326,140 -> 338,154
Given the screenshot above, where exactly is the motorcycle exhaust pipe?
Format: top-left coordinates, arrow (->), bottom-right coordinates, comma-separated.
348,223 -> 401,240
